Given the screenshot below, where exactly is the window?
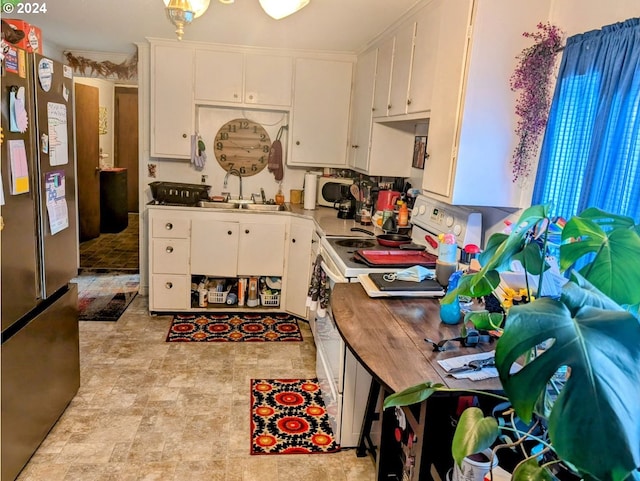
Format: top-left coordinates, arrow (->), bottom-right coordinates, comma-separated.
532,18 -> 640,221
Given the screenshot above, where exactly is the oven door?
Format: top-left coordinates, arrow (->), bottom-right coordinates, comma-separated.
315,318 -> 344,444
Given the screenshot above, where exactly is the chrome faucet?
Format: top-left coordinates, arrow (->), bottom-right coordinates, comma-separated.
223,168 -> 243,200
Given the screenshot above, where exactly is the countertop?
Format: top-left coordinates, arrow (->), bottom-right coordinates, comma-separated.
147,201 -> 387,239
331,283 -> 503,394
287,204 -> 386,237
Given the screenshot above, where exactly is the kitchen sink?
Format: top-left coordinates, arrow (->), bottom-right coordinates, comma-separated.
196,201 -> 287,212
197,201 -> 239,209
242,203 -> 287,212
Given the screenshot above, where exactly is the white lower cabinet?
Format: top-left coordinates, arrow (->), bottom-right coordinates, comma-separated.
149,213 -> 191,311
148,208 -> 312,314
284,217 -> 314,318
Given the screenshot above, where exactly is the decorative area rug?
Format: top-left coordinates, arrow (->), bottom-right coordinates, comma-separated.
74,270 -> 139,321
251,379 -> 340,455
166,313 -> 303,342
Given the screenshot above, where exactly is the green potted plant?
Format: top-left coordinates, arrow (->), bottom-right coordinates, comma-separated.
384,205 -> 640,481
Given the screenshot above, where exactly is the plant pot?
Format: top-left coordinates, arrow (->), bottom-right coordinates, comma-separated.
452,449 -> 499,481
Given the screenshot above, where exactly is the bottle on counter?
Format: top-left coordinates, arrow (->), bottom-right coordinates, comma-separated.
275,183 -> 285,205
439,271 -> 462,325
397,201 -> 409,227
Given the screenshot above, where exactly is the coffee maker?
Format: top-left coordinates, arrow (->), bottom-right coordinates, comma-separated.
334,185 -> 356,219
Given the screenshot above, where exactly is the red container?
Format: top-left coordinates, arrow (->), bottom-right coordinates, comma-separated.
3,19 -> 43,53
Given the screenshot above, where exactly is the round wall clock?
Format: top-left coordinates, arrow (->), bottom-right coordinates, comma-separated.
213,118 -> 271,176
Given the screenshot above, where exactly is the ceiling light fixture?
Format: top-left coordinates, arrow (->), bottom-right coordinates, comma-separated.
163,0 -> 211,40
259,0 -> 310,20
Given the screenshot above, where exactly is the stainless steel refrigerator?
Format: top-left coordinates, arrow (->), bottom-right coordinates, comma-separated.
1,49 -> 80,481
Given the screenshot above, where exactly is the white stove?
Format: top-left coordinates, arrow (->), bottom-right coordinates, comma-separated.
409,195 -> 483,260
320,236 -> 415,279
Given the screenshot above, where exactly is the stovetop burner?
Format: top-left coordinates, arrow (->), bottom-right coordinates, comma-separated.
334,239 -> 376,249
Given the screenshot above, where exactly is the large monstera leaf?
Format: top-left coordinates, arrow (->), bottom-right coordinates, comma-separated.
561,208 -> 640,306
495,278 -> 640,481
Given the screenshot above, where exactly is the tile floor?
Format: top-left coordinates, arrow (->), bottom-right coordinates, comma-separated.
79,214 -> 139,271
16,297 -> 376,481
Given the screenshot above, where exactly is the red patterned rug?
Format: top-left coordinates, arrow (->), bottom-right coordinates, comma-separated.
251,379 -> 340,455
166,313 -> 303,342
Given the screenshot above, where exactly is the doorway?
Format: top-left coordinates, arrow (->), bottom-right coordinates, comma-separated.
76,81 -> 139,272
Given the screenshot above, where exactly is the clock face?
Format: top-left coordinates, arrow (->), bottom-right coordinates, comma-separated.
214,118 -> 271,176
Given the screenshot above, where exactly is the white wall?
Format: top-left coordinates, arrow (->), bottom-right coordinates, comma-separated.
144,106 -> 311,204
480,0 -> 639,243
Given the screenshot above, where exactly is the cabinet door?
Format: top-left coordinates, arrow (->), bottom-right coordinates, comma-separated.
245,53 -> 293,106
284,218 -> 314,318
151,44 -> 194,158
422,0 -> 473,198
372,37 -> 394,117
237,222 -> 286,276
289,58 -> 353,167
191,219 -> 239,276
194,49 -> 244,103
387,22 -> 415,117
349,48 -> 377,172
408,1 -> 441,114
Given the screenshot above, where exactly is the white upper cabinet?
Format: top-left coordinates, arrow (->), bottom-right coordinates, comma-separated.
194,49 -> 293,107
289,57 -> 354,167
423,0 -> 551,207
194,50 -> 244,103
407,0 -> 440,114
348,48 -> 377,172
244,54 -> 293,107
372,36 -> 394,118
150,43 -> 195,159
387,21 -> 416,117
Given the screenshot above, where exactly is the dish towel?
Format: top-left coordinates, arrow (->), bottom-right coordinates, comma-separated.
306,254 -> 330,318
268,125 -> 285,181
191,133 -> 206,171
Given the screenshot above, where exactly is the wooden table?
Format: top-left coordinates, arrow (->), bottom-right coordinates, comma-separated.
331,283 -> 503,481
331,283 -> 502,393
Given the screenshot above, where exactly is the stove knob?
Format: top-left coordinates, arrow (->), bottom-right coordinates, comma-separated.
418,204 -> 426,215
445,215 -> 454,228
453,224 -> 462,236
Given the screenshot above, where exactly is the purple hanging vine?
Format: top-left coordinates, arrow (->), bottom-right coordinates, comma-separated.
510,22 -> 563,182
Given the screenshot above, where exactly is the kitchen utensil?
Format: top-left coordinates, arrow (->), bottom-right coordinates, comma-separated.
350,184 -> 360,202
350,227 -> 412,247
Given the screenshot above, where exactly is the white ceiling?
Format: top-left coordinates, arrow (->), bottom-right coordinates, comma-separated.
8,0 -> 425,55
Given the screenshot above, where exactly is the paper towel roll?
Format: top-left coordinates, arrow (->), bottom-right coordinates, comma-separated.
303,173 -> 318,210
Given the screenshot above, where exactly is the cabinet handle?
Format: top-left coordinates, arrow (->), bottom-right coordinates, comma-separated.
407,99 -> 412,105
353,145 -> 359,149
245,229 -> 250,234
165,282 -> 173,289
387,104 -> 392,109
182,133 -> 187,138
165,222 -> 173,230
248,94 -> 254,100
227,230 -> 232,235
296,141 -> 300,146
292,238 -> 296,243
166,246 -> 174,253
233,93 -> 239,98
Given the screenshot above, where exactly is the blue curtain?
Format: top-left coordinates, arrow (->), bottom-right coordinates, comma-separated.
532,18 -> 640,221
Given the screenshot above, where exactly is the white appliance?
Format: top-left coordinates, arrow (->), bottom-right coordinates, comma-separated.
316,177 -> 354,207
409,195 -> 483,262
311,238 -> 377,448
